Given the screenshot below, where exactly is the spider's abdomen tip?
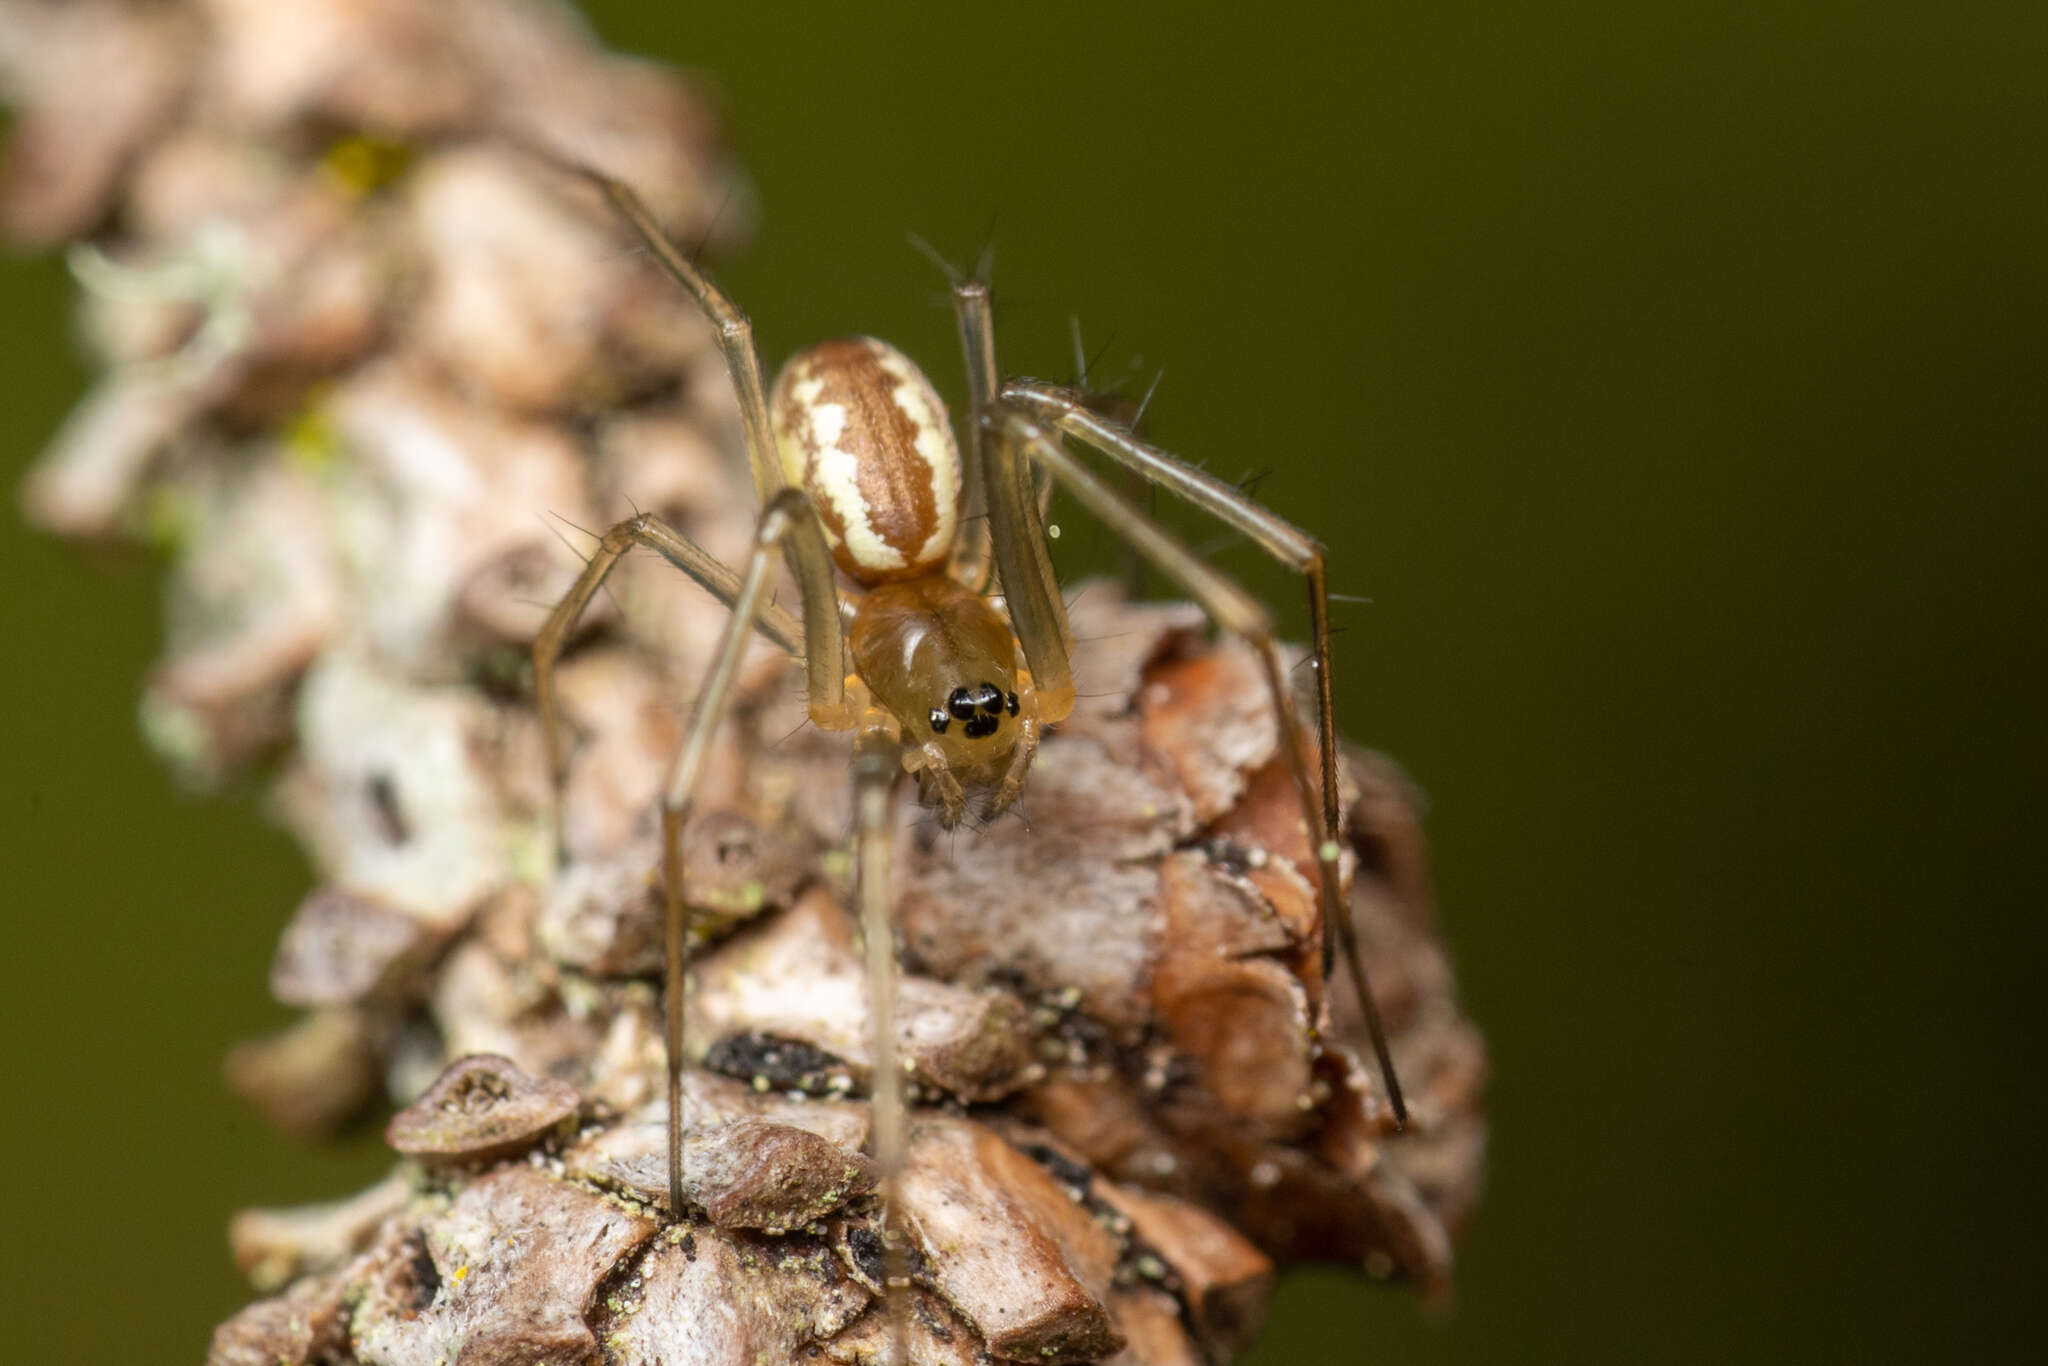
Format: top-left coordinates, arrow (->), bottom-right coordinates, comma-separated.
771,336 -> 961,585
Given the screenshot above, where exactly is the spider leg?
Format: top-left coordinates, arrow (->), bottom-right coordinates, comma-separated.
532,512 -> 803,865
652,488 -> 837,1217
578,173 -> 778,503
853,726 -> 911,1365
976,379 -> 1075,722
999,379 -> 1342,883
1000,383 -> 1373,1084
539,156 -> 852,730
930,277 -> 1069,678
935,269 -> 997,589
985,403 -> 1408,1127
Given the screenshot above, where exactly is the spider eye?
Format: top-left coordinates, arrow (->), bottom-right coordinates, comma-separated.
929,707 -> 950,735
944,683 -> 1007,739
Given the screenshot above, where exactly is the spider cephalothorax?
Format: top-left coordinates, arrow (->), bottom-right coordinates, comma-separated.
848,574 -> 1036,819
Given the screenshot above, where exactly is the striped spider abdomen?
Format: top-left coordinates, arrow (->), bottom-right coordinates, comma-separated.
771,336 -> 961,584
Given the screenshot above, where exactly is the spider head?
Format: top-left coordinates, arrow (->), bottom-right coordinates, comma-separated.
848,575 -> 1033,811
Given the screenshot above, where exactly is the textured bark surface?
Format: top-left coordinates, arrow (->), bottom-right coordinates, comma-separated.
3,3 -> 1486,1362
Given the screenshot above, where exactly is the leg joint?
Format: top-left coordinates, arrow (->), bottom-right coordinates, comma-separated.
602,517 -> 651,552
757,486 -> 811,544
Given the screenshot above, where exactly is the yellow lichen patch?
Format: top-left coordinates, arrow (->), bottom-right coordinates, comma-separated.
282,396 -> 344,475
136,483 -> 196,555
322,135 -> 415,197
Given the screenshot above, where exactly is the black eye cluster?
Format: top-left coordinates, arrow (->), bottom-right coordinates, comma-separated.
929,682 -> 1019,739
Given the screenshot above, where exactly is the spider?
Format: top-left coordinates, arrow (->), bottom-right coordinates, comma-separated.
528,162 -> 1406,1356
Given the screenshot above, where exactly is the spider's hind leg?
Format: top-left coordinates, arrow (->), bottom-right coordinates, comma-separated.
531,512 -> 803,866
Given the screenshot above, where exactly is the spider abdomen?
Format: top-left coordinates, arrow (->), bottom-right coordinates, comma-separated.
771,336 -> 961,584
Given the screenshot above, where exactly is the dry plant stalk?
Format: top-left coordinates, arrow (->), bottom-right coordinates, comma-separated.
2,3 -> 1486,1363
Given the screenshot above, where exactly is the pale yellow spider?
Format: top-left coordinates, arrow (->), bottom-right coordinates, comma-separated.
528,162 -> 1404,1360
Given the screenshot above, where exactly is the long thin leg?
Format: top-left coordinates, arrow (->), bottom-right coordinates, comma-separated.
853,727 -> 910,1364
942,276 -> 997,590
976,374 -> 1076,724
529,152 -> 852,728
1067,318 -> 1153,597
987,405 -> 1407,1126
580,173 -> 779,505
923,267 -> 1066,666
999,380 -> 1342,891
532,513 -> 804,862
655,488 -> 818,1216
984,406 -> 1076,723
1002,383 -> 1370,1091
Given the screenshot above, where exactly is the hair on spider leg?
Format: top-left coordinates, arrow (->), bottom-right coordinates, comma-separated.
1129,368 -> 1166,433
537,510 -> 634,622
1067,624 -> 1163,645
970,219 -> 998,286
1069,316 -> 1124,393
1069,319 -> 1166,440
905,232 -> 964,286
541,507 -> 604,549
1190,530 -> 1249,560
981,795 -> 1036,839
1065,334 -> 1168,601
1236,466 -> 1276,500
907,226 -> 1003,323
580,187 -> 733,280
906,213 -> 1000,284
685,188 -> 738,268
767,710 -> 818,751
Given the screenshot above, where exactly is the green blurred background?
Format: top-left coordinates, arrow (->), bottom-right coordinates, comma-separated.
3,2 -> 2041,1361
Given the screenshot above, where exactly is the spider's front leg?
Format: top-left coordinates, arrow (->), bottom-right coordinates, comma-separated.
982,401 -> 1410,1127
531,156 -> 854,734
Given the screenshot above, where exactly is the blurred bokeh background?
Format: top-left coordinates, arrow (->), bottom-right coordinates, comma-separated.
2,2 -> 2041,1361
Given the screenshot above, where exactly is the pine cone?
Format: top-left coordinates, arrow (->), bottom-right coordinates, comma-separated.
3,3 -> 1485,1362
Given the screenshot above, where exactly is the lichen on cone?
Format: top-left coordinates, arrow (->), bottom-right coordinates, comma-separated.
2,2 -> 1486,1362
